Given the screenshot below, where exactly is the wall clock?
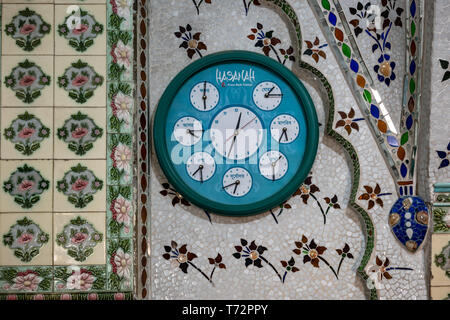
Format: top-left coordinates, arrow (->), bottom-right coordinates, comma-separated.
153,51 -> 319,216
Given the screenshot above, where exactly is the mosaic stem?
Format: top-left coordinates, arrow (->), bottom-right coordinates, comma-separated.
260,256 -> 282,282
188,261 -> 214,286
318,256 -> 338,280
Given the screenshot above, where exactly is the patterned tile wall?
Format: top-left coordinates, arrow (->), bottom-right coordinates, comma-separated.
0,0 -> 134,300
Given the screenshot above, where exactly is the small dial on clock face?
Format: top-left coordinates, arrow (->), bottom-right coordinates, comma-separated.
186,152 -> 216,182
259,151 -> 288,181
173,117 -> 203,146
270,114 -> 299,143
210,106 -> 263,160
253,81 -> 283,111
190,81 -> 220,111
222,167 -> 252,197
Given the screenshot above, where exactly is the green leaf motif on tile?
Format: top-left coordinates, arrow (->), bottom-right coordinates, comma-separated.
322,0 -> 331,11
342,43 -> 351,58
400,132 -> 409,145
363,89 -> 372,103
409,78 -> 415,94
411,21 -> 416,37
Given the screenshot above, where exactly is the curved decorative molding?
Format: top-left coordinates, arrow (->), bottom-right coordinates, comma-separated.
265,0 -> 377,300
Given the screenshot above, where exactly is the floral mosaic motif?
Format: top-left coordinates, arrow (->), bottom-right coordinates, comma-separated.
436,142 -> 450,169
54,266 -> 106,291
109,31 -> 132,80
57,9 -> 104,52
108,83 -> 133,132
434,241 -> 450,278
191,0 -> 212,15
160,182 -> 191,207
367,256 -> 413,284
433,207 -> 450,233
4,7 -> 51,52
358,183 -> 392,210
292,235 -> 353,280
380,0 -> 404,29
109,239 -> 132,290
56,163 -> 103,208
109,134 -> 132,184
247,23 -> 295,65
2,164 -> 50,209
4,59 -> 51,104
303,37 -> 328,63
109,0 -> 133,29
174,24 -> 207,59
56,111 -> 103,156
348,1 -> 403,87
55,216 -> 103,262
163,241 -> 223,285
439,59 -> 450,82
0,268 -> 52,292
108,186 -> 132,236
233,238 -> 283,282
335,108 -> 365,135
58,60 -> 104,104
3,111 -> 50,156
293,175 -> 341,225
2,217 -> 49,263
243,0 -> 261,16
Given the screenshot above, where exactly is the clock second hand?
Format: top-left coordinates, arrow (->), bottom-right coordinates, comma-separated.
227,112 -> 242,156
202,81 -> 207,109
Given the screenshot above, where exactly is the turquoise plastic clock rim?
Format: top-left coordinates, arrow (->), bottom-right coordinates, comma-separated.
153,50 -> 319,217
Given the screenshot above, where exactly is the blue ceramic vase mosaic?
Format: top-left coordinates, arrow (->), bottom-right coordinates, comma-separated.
389,196 -> 429,252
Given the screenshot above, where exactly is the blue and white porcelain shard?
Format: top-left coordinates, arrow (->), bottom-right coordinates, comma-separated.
389,196 -> 429,252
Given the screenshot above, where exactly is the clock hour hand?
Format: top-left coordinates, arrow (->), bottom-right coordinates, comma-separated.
271,155 -> 282,181
266,93 -> 283,97
187,129 -> 199,138
264,86 -> 275,98
278,127 -> 288,142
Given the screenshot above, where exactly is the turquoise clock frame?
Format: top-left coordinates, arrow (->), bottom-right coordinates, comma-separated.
153,50 -> 319,216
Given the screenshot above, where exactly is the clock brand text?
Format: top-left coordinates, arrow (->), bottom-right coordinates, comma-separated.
216,68 -> 255,87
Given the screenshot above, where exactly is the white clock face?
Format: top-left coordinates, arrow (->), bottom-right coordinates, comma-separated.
270,114 -> 299,143
253,81 -> 283,111
186,152 -> 216,182
173,117 -> 203,146
222,167 -> 252,197
259,151 -> 288,181
190,81 -> 219,111
210,106 -> 263,160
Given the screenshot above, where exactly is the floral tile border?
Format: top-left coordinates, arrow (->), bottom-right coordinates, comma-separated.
0,0 -> 135,300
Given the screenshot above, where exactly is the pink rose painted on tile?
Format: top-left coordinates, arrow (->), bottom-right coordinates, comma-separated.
57,9 -> 103,52
56,216 -> 103,262
5,8 -> 51,52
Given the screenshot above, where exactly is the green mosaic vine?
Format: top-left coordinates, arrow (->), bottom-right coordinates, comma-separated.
266,0 -> 377,300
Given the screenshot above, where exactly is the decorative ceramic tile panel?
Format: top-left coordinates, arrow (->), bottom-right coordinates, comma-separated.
0,0 -> 135,300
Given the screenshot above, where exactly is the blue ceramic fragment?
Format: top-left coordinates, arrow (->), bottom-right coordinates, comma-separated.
328,12 -> 337,26
389,196 -> 429,252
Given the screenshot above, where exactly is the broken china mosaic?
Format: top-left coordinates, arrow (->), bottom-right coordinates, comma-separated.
0,0 -> 135,300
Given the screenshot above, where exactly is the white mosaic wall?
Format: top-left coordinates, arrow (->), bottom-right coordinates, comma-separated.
147,0 -> 430,300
